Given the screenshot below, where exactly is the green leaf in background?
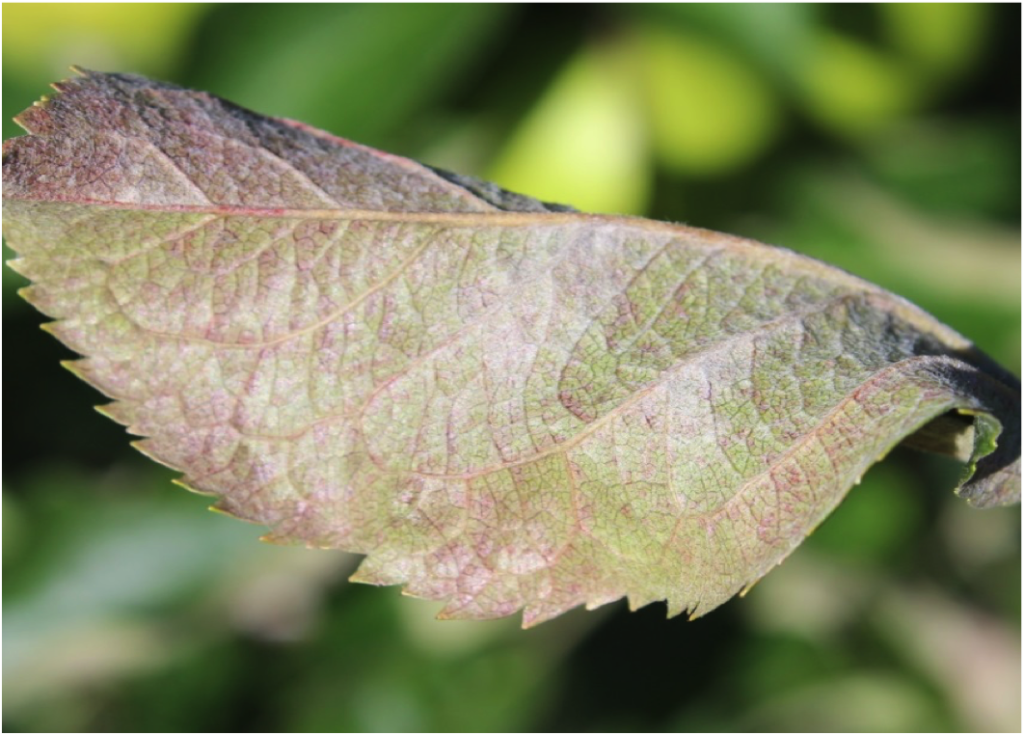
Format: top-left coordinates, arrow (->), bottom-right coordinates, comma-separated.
649,3 -> 819,83
188,4 -> 511,148
487,41 -> 650,214
881,2 -> 989,77
3,71 -> 1019,629
634,26 -> 780,175
2,3 -> 206,78
797,31 -> 925,138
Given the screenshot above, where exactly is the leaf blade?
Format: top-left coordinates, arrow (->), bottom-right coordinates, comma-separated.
3,70 -> 1019,626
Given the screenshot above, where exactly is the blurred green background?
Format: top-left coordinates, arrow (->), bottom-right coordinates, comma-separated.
3,4 -> 1020,732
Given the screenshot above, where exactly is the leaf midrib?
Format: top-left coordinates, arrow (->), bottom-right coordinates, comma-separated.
4,195 -> 922,295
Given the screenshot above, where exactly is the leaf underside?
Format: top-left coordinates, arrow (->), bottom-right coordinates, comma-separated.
3,69 -> 1019,627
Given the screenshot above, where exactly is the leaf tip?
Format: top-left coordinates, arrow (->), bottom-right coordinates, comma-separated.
949,409 -> 1021,508
434,606 -> 457,622
520,607 -> 555,629
59,358 -> 85,379
172,477 -> 217,498
686,601 -> 706,622
129,438 -> 177,470
347,569 -> 372,585
16,285 -> 38,307
209,502 -> 244,520
664,599 -> 687,619
93,402 -> 133,427
434,602 -> 491,623
258,530 -> 292,545
11,66 -> 91,136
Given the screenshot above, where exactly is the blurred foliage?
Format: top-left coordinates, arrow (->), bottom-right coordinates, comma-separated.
3,4 -> 1020,732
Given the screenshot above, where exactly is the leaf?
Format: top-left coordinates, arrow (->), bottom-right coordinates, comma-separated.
3,69 -> 1019,627
190,4 -> 512,145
